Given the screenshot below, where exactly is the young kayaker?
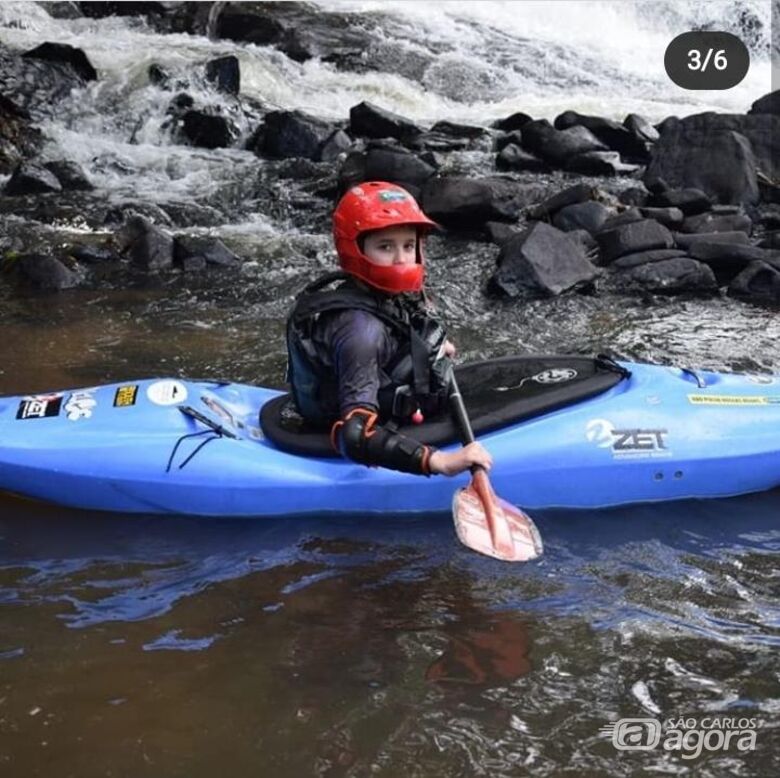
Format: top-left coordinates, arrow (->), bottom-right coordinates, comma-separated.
286,181 -> 492,477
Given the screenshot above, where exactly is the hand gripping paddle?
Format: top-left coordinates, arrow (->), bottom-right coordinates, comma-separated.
448,368 -> 544,562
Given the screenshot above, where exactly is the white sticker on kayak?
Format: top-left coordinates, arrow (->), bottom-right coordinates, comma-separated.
147,380 -> 188,406
532,368 -> 578,384
65,390 -> 97,421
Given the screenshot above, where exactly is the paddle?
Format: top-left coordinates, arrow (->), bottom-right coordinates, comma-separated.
447,366 -> 544,562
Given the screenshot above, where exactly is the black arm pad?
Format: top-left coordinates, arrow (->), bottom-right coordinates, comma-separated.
332,408 -> 433,476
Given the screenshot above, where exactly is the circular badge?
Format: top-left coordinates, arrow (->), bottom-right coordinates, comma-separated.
533,368 -> 578,384
147,380 -> 188,406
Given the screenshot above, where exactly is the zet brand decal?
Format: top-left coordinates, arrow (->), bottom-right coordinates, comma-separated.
586,419 -> 671,459
114,385 -> 138,407
16,394 -> 63,420
65,391 -> 97,421
147,380 -> 188,406
688,394 -> 780,406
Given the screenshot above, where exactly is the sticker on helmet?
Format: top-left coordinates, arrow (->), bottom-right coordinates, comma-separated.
378,190 -> 408,202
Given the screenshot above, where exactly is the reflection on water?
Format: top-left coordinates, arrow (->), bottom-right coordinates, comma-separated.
1,491 -> 778,776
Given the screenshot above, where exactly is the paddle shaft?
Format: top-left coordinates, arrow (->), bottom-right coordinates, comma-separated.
448,371 -> 477,448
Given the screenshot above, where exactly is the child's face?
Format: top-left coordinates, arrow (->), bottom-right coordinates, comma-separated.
362,225 -> 418,267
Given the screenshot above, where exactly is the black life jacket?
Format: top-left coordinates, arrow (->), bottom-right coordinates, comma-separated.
286,271 -> 448,424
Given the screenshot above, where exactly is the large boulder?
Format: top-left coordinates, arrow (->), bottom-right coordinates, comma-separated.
597,219 -> 675,263
688,242 -> 780,281
555,110 -> 649,159
182,110 -> 238,149
174,236 -> 242,269
679,211 -> 752,235
611,257 -> 717,295
496,144 -> 548,173
728,261 -> 780,305
204,55 -> 240,95
748,90 -> 780,116
527,183 -> 595,220
521,120 -> 608,165
14,253 -> 80,290
249,110 -> 335,160
673,231 -> 751,250
3,161 -> 62,196
22,42 -> 97,82
645,113 -> 780,204
552,201 -> 609,234
612,248 -> 688,270
422,176 -> 541,228
489,221 -> 598,298
117,215 -> 174,271
349,101 -> 422,143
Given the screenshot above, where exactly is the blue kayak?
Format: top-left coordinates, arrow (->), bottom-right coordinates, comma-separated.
1,355 -> 779,516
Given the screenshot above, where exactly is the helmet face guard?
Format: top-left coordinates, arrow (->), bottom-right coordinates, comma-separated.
333,182 -> 439,294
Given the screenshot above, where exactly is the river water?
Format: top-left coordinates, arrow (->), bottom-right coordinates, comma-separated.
1,2 -> 779,776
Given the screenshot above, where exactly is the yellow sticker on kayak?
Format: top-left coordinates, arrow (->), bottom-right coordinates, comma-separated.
688,394 -> 780,406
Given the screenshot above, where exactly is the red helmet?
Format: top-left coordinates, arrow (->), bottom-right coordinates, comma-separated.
332,181 -> 439,294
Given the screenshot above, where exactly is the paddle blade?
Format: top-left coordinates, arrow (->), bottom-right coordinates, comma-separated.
452,477 -> 543,562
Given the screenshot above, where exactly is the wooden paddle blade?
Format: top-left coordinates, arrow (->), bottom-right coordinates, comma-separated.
452,478 -> 543,562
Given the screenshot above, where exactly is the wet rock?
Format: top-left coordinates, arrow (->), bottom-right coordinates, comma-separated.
492,112 -> 533,132
0,41 -> 92,118
612,248 -> 688,270
484,221 -> 521,246
205,55 -> 240,95
148,63 -> 170,87
748,90 -> 780,116
759,231 -> 780,249
611,257 -> 717,295
349,101 -> 422,143
598,208 -> 645,234
320,129 -> 353,162
174,236 -> 242,269
565,150 -> 639,176
646,114 -> 780,204
566,228 -> 599,256
364,146 -> 436,190
638,207 -> 684,229
44,160 -> 93,191
679,211 -> 752,235
79,2 -> 167,18
496,144 -> 548,172
522,120 -> 608,165
3,161 -> 62,196
649,187 -> 712,215
552,201 -> 609,234
0,96 -> 42,174
68,245 -> 120,264
182,110 -> 238,149
555,110 -> 649,159
489,221 -> 598,299
22,42 -> 97,82
687,242 -> 780,280
673,231 -> 751,250
623,113 -> 659,143
104,201 -> 173,228
250,110 -> 335,160
15,253 -> 80,290
527,183 -> 595,220
117,215 -> 174,271
495,131 -> 523,153
728,261 -> 780,305
422,176 -> 536,228
598,219 -> 675,263
618,187 -> 649,207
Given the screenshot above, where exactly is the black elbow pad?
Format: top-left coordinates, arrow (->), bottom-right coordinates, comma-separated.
331,408 -> 433,475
